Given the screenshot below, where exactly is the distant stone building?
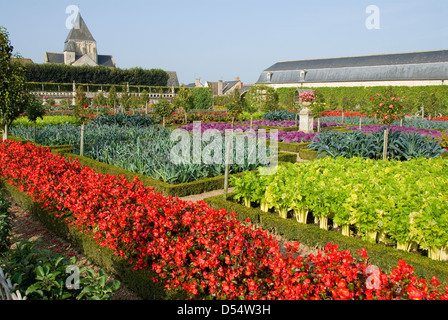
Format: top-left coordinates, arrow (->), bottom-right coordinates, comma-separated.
185,77 -> 243,96
257,49 -> 448,88
42,12 -> 179,87
44,12 -> 115,67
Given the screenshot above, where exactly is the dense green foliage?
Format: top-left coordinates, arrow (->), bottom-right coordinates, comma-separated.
83,126 -> 274,184
191,87 -> 213,110
0,26 -> 30,138
93,113 -> 155,127
244,85 -> 279,112
12,115 -> 81,127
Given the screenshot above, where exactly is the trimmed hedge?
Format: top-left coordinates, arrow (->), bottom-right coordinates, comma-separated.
0,180 -> 187,300
24,64 -> 169,87
6,136 -> 73,155
203,193 -> 448,284
277,141 -> 310,153
298,149 -> 318,161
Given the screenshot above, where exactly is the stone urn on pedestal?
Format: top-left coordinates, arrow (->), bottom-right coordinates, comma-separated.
295,90 -> 316,134
299,103 -> 314,134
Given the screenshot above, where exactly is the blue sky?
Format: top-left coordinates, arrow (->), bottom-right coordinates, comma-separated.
0,0 -> 447,85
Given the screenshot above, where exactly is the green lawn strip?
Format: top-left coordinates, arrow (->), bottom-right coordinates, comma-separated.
203,193 -> 448,284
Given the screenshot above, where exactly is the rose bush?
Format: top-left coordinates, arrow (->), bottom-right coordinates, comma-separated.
1,140 -> 448,300
369,93 -> 406,126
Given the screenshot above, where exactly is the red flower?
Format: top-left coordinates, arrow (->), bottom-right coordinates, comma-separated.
1,140 -> 447,300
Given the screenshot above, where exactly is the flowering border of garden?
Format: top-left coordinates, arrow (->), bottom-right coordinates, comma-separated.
0,178 -> 184,300
2,140 -> 448,300
203,193 -> 448,285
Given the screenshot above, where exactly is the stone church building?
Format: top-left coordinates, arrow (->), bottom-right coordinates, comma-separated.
44,12 -> 116,67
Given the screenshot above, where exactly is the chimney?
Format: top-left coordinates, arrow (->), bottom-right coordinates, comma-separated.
218,79 -> 223,96
235,76 -> 240,81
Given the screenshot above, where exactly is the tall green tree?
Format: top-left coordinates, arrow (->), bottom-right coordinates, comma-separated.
225,89 -> 244,127
93,91 -> 106,107
153,99 -> 174,127
107,85 -> 118,110
74,86 -> 90,156
120,85 -> 131,112
173,87 -> 194,123
0,26 -> 28,140
24,94 -> 46,141
245,85 -> 278,112
140,89 -> 150,113
191,87 -> 213,110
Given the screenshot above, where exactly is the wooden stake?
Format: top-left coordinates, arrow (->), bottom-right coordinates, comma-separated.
382,128 -> 389,160
223,138 -> 231,200
80,122 -> 85,157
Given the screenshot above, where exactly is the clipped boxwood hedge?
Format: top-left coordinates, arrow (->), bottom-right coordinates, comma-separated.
203,193 -> 448,285
6,136 -> 73,155
298,148 -> 318,161
277,141 -> 310,153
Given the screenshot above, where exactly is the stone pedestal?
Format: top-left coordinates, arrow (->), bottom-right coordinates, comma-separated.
299,107 -> 314,133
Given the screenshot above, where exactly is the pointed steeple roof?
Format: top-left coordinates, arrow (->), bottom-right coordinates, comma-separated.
65,12 -> 95,44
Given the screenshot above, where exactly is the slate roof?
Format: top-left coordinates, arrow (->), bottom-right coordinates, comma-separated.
44,52 -> 115,67
257,49 -> 448,84
223,80 -> 240,94
97,55 -> 115,67
44,52 -> 65,64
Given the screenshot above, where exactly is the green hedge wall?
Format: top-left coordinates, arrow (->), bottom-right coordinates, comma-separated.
204,194 -> 448,284
276,86 -> 448,116
26,82 -> 180,94
23,64 -> 169,87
